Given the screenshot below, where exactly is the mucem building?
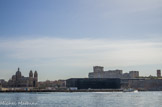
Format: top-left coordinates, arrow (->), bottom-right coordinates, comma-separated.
66,78 -> 121,89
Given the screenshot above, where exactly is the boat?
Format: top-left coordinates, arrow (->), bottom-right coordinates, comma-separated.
123,88 -> 138,92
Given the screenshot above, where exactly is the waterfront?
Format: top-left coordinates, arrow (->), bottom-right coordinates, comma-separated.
0,92 -> 162,107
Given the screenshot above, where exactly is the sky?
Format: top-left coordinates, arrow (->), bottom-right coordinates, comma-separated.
0,0 -> 162,81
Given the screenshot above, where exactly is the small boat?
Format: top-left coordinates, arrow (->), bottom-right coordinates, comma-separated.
133,90 -> 138,93
123,88 -> 138,92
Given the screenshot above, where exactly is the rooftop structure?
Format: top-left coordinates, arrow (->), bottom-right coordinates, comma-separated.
89,66 -> 139,79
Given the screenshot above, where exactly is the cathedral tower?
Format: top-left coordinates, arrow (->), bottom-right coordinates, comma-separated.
33,71 -> 38,87
29,70 -> 33,87
29,70 -> 33,78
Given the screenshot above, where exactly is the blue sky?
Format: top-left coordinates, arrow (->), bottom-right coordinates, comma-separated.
0,0 -> 162,81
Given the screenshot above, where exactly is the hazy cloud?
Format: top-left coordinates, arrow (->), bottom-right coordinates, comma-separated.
0,37 -> 162,67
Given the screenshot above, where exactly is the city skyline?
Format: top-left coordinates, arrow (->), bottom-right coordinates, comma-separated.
1,65 -> 162,81
0,0 -> 162,81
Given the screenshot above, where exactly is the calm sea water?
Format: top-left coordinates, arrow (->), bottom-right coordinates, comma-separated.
0,92 -> 162,107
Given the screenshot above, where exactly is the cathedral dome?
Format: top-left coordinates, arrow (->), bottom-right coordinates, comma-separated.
16,68 -> 22,79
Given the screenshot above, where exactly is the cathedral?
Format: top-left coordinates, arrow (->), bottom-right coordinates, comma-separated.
8,68 -> 38,87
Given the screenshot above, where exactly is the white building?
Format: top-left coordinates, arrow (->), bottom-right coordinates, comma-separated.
88,66 -> 139,79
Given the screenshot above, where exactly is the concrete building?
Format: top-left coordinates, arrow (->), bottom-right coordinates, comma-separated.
157,70 -> 161,78
88,66 -> 139,79
8,68 -> 38,87
129,71 -> 139,78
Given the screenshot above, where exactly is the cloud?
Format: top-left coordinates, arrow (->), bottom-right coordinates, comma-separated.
0,37 -> 162,67
100,0 -> 162,13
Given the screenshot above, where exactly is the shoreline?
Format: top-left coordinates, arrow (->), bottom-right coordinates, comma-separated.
0,89 -> 122,92
0,89 -> 153,92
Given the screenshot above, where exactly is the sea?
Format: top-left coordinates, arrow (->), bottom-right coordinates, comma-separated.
0,92 -> 162,107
